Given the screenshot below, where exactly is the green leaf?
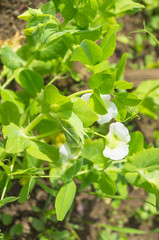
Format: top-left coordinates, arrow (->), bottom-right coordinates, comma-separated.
128,131 -> 144,156
36,38 -> 67,61
2,214 -> 13,226
124,148 -> 159,198
30,217 -> 45,231
3,123 -> 30,153
89,89 -> 108,115
0,162 -> 11,174
99,172 -> 117,195
0,46 -> 23,70
39,85 -> 72,115
52,0 -> 76,20
113,97 -> 127,122
40,1 -> 56,16
101,224 -> 146,234
74,0 -> 97,28
117,92 -> 142,106
0,101 -> 20,125
55,180 -> 76,221
35,118 -> 61,135
114,80 -> 133,90
1,89 -> 27,114
61,112 -> 85,149
73,27 -> 102,43
26,140 -> 59,162
115,53 -> 127,81
0,197 -> 19,207
15,69 -> 44,96
114,0 -> 144,17
71,39 -> 103,66
19,177 -> 36,203
89,68 -> 116,94
71,97 -> 98,127
93,60 -> 109,73
100,25 -> 119,61
63,159 -> 83,182
81,139 -> 105,165
125,148 -> 159,173
10,224 -> 23,236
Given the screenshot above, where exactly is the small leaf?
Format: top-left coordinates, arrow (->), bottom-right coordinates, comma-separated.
10,224 -> 23,236
99,172 -> 117,195
39,84 -> 72,115
15,69 -> 44,96
26,140 -> 59,162
61,112 -> 85,150
0,101 -> 20,125
89,68 -> 116,94
113,97 -> 127,122
71,39 -> 103,66
0,197 -> 18,207
89,90 -> 108,115
129,131 -> 144,156
2,214 -> 13,226
72,97 -> 98,127
63,159 -> 83,182
30,217 -> 45,231
100,25 -> 119,61
114,80 -> 133,90
19,177 -> 36,203
81,139 -> 105,165
55,180 -> 76,221
117,92 -> 142,106
115,53 -> 127,81
3,123 -> 30,153
0,46 -> 23,70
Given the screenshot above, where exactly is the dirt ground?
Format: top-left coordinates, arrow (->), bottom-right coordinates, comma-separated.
0,1 -> 159,240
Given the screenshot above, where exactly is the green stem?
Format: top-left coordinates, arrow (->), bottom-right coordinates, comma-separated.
85,129 -> 107,139
69,89 -> 93,98
47,74 -> 69,86
111,159 -> 126,164
24,113 -> 44,134
25,55 -> 35,67
1,75 -> 14,90
1,154 -> 17,201
28,130 -> 56,140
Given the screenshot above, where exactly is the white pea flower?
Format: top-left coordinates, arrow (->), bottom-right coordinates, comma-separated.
81,93 -> 117,124
103,122 -> 130,160
59,143 -> 80,162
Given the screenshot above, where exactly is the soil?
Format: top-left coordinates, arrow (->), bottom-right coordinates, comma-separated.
0,1 -> 159,240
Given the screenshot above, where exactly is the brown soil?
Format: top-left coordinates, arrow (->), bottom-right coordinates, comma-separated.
0,1 -> 159,240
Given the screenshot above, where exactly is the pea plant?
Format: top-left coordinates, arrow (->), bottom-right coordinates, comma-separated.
0,0 -> 158,224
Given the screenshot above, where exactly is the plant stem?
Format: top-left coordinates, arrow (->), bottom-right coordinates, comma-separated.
1,154 -> 17,201
69,89 -> 93,98
47,74 -> 69,86
24,113 -> 44,134
28,130 -> 56,140
111,159 -> 126,164
1,75 -> 14,90
85,129 -> 107,139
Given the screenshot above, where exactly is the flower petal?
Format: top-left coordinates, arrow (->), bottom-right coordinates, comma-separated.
108,122 -> 130,143
97,102 -> 117,124
103,142 -> 129,160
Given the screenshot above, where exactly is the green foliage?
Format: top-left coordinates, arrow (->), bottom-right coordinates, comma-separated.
55,180 -> 76,221
0,1 -> 157,237
0,46 -> 23,70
